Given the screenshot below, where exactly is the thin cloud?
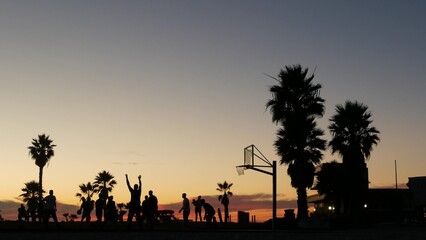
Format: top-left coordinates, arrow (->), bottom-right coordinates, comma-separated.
112,151 -> 144,165
112,162 -> 140,165
122,151 -> 144,157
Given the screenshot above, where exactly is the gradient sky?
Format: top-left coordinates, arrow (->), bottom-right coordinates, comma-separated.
1,0 -> 425,221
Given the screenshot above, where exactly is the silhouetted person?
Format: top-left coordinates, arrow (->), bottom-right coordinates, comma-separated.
27,197 -> 38,222
179,193 -> 190,226
126,174 -> 142,227
80,196 -> 94,222
148,190 -> 158,226
18,204 -> 28,222
43,190 -> 59,228
105,196 -> 118,224
202,199 -> 215,224
141,195 -> 149,224
192,195 -> 202,222
37,200 -> 44,222
95,194 -> 106,223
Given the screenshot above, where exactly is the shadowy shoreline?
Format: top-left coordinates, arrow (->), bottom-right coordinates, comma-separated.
1,221 -> 426,240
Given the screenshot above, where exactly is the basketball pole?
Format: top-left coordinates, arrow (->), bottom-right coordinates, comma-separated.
239,145 -> 277,230
272,160 -> 277,231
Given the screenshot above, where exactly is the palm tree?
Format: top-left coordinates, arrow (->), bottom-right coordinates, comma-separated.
217,181 -> 233,223
329,101 -> 380,166
93,170 -> 117,199
266,65 -> 326,220
28,134 -> 56,202
19,180 -> 43,203
328,101 -> 380,215
76,182 -> 96,201
20,180 -> 44,222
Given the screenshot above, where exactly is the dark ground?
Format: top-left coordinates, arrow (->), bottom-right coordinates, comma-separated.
0,222 -> 425,240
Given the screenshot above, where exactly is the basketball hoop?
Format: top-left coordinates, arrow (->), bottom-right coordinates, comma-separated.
236,144 -> 277,230
236,165 -> 247,176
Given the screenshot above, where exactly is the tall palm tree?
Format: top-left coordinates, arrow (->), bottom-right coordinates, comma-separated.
329,101 -> 380,166
266,65 -> 326,219
93,170 -> 117,199
217,181 -> 233,223
328,100 -> 380,215
28,134 -> 56,202
76,182 -> 96,201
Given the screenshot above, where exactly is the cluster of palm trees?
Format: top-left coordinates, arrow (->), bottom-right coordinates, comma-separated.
22,134 -> 235,224
27,134 -> 56,206
21,134 -> 120,222
18,134 -> 57,221
266,65 -> 380,220
75,171 -> 117,202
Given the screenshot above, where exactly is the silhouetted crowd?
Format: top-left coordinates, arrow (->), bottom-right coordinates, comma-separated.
18,175 -> 217,228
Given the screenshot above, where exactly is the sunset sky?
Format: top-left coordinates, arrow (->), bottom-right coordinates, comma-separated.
1,1 -> 425,222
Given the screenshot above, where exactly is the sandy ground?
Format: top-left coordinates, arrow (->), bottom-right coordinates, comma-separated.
1,224 -> 426,240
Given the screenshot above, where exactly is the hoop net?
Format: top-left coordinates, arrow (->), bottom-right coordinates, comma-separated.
236,166 -> 246,176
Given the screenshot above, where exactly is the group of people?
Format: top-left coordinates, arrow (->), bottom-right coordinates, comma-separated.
179,194 -> 216,225
76,191 -> 119,224
125,174 -> 158,228
92,194 -> 127,224
78,174 -> 159,227
18,175 -> 216,227
18,189 -> 60,228
79,194 -> 118,224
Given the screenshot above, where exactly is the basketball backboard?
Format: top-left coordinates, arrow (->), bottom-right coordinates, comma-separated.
237,144 -> 272,175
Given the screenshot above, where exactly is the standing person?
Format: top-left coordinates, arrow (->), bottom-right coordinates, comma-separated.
18,204 -> 28,222
43,190 -> 59,228
105,196 -> 118,224
179,193 -> 190,226
78,197 -> 86,220
27,197 -> 38,222
193,196 -> 202,222
148,190 -> 158,225
80,196 -> 94,222
141,195 -> 149,224
95,194 -> 106,223
126,174 -> 142,228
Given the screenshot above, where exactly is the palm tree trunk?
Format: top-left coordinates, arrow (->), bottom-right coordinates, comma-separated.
224,205 -> 229,223
296,186 -> 308,220
38,167 -> 44,223
38,167 -> 43,201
